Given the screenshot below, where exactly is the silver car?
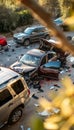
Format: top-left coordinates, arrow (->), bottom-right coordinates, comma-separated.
13,25 -> 50,46
0,67 -> 30,128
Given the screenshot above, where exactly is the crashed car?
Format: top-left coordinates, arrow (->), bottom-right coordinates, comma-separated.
39,38 -> 69,67
38,60 -> 61,80
10,48 -> 58,81
30,60 -> 61,81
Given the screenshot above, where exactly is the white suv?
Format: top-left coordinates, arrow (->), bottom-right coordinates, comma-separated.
0,67 -> 30,128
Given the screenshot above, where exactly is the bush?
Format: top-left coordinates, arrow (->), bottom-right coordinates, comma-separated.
17,10 -> 33,26
0,5 -> 33,33
0,5 -> 19,32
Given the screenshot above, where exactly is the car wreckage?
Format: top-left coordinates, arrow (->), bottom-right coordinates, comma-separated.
10,38 -> 69,86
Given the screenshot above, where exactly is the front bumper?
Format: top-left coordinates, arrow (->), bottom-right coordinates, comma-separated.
13,38 -> 24,44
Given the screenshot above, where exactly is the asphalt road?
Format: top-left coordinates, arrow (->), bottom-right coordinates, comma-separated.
0,31 -> 74,130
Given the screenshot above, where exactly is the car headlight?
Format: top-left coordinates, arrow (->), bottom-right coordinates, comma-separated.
17,37 -> 24,40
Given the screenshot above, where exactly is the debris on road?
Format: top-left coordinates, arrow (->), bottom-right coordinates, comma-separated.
34,103 -> 39,107
38,110 -> 51,117
20,125 -> 24,130
69,56 -> 74,62
32,94 -> 39,99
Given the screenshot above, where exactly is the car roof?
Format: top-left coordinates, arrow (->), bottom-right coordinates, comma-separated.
0,67 -> 20,90
27,48 -> 45,57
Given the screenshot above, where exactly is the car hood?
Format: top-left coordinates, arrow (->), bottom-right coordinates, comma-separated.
10,61 -> 36,73
13,33 -> 28,38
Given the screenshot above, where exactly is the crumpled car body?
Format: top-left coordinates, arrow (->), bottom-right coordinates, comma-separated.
30,60 -> 61,81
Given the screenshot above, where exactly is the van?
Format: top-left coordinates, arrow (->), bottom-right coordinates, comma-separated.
0,67 -> 30,128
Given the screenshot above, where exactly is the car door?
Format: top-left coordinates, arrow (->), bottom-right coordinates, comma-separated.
30,28 -> 40,42
37,27 -> 47,39
38,55 -> 47,75
39,62 -> 59,79
0,88 -> 13,126
10,79 -> 29,107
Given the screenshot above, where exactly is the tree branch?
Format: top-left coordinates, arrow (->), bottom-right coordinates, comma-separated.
19,0 -> 74,55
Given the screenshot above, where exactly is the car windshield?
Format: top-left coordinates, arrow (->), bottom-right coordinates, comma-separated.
20,54 -> 41,67
24,28 -> 33,35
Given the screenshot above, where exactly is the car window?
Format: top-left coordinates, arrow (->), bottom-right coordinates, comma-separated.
38,27 -> 46,33
11,80 -> 24,94
24,28 -> 33,35
0,89 -> 12,107
32,29 -> 39,34
20,54 -> 41,67
48,53 -> 55,60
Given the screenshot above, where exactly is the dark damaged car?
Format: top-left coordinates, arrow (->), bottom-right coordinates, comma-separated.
10,48 -> 58,81
38,60 -> 61,80
39,38 -> 69,67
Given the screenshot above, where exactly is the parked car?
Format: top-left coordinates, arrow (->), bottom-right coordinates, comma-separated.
10,48 -> 57,81
0,36 -> 8,51
13,25 -> 50,46
0,67 -> 30,128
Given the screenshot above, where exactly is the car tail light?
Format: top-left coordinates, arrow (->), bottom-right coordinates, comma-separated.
27,89 -> 30,96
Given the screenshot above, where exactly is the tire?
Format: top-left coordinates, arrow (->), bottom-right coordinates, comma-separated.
8,107 -> 23,124
24,39 -> 30,46
45,35 -> 50,40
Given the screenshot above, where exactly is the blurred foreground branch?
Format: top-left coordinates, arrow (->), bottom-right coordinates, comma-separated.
19,0 -> 74,55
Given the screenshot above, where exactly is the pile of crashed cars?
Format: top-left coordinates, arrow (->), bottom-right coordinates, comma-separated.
10,38 -> 69,87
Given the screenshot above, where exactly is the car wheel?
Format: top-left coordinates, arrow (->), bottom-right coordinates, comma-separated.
45,35 -> 50,40
24,39 -> 30,46
8,107 -> 22,124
